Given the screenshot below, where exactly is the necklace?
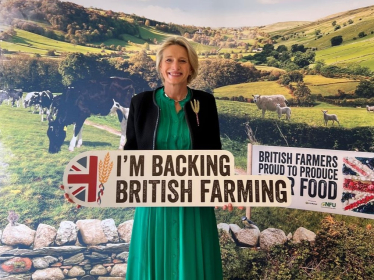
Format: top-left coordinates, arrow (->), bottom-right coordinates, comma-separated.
164,90 -> 188,103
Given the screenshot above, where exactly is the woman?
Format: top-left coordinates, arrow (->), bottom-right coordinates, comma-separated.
124,36 -> 222,280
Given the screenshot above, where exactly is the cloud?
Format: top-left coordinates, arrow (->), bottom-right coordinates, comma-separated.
257,0 -> 302,4
257,0 -> 281,4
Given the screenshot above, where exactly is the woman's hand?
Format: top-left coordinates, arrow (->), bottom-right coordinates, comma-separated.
215,203 -> 244,212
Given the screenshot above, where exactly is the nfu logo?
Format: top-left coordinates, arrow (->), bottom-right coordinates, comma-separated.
321,202 -> 336,209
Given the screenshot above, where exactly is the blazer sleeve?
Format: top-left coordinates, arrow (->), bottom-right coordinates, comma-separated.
123,98 -> 138,150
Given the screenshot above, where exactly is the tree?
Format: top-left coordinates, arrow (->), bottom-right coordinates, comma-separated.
266,57 -> 279,68
355,80 -> 374,98
331,36 -> 343,46
1,54 -> 63,91
294,82 -> 313,105
314,60 -> 326,73
332,20 -> 337,26
276,45 -> 288,52
293,50 -> 316,68
279,71 -> 303,85
291,44 -> 305,53
58,53 -> 120,86
190,58 -> 260,91
358,32 -> 367,38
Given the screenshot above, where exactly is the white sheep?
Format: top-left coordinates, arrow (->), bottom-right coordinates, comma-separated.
321,110 -> 340,126
276,103 -> 291,120
366,105 -> 374,112
252,94 -> 288,118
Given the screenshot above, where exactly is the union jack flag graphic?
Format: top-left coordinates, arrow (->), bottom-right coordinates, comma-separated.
342,157 -> 374,214
67,155 -> 99,203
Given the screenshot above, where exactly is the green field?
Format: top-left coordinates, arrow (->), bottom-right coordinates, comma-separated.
1,29 -> 103,55
0,104 -> 134,228
214,81 -> 292,99
214,75 -> 359,99
267,5 -> 374,70
316,36 -> 374,70
303,75 -> 359,95
216,99 -> 374,128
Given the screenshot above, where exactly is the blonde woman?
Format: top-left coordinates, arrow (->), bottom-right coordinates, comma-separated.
125,36 -> 222,279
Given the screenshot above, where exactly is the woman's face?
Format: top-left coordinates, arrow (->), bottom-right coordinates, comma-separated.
159,44 -> 192,87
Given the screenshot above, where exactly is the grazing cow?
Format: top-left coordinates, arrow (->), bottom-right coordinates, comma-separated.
47,77 -> 135,153
48,94 -> 63,120
7,89 -> 23,107
25,91 -> 54,121
0,90 -> 8,105
110,99 -> 130,149
24,92 -> 39,109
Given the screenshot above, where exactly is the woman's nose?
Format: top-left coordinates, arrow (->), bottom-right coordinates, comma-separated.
171,61 -> 180,69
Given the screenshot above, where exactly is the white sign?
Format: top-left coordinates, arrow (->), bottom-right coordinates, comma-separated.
251,145 -> 374,218
63,150 -> 292,207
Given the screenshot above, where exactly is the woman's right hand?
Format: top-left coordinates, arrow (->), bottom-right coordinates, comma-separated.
215,203 -> 244,212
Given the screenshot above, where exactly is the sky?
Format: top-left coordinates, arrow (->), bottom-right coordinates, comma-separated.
61,0 -> 374,28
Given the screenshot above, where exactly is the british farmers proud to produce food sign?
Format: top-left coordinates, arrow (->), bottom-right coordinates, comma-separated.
251,145 -> 374,219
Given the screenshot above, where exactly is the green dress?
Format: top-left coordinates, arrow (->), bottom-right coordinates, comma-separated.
126,88 -> 223,280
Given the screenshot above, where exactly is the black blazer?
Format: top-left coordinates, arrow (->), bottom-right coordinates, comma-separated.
124,87 -> 221,150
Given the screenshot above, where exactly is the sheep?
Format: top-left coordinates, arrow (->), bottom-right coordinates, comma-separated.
252,94 -> 288,118
366,105 -> 374,112
276,103 -> 291,120
321,110 -> 340,126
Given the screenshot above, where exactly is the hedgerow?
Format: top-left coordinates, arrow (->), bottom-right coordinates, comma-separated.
220,216 -> 374,279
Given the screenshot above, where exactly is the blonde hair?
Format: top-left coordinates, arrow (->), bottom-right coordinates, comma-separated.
156,36 -> 198,84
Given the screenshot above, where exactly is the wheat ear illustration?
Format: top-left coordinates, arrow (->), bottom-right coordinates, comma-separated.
97,152 -> 113,204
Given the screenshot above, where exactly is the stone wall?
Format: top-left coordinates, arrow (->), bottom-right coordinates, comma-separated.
0,219 -> 134,280
0,217 -> 317,280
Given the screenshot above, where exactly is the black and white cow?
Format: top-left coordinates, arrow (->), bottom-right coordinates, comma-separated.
48,94 -> 62,120
0,90 -> 8,105
47,77 -> 135,153
110,99 -> 130,150
25,90 -> 54,121
23,92 -> 39,109
7,89 -> 23,107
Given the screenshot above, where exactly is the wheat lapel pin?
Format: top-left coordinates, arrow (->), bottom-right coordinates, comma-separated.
190,99 -> 200,126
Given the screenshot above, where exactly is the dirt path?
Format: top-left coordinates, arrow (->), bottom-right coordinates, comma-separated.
84,120 -> 247,175
84,120 -> 121,136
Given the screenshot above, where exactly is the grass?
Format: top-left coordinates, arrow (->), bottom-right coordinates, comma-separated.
216,100 -> 374,128
214,81 -> 292,99
2,29 -> 103,55
315,36 -> 374,70
0,104 -> 135,229
303,75 -> 359,96
138,26 -> 169,43
213,75 -> 359,99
